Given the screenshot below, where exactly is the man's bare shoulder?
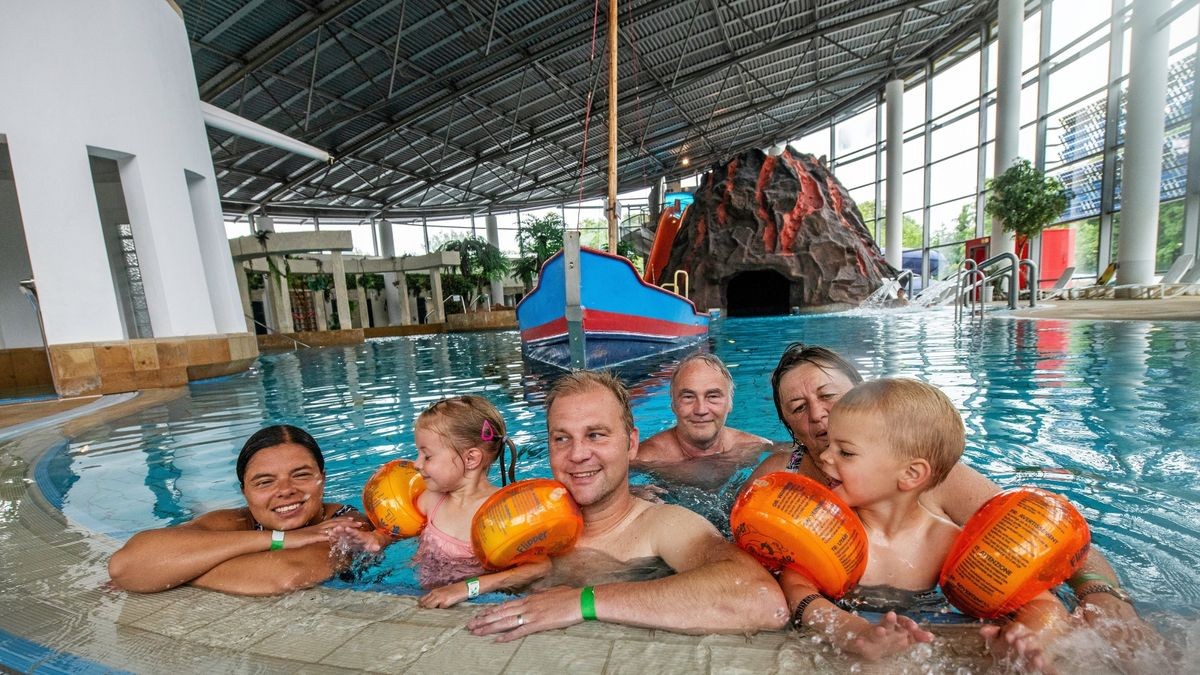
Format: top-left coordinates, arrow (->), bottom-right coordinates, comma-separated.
633,427 -> 684,463
631,500 -> 720,538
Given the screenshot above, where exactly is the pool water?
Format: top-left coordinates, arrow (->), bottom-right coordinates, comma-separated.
46,311 -> 1200,617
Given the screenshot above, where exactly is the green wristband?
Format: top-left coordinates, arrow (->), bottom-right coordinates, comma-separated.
270,529 -> 285,551
1068,571 -> 1114,589
580,585 -> 597,621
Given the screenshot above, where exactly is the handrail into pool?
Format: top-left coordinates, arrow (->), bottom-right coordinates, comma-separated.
244,314 -> 311,350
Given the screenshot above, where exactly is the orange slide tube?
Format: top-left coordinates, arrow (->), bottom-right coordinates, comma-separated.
642,204 -> 687,285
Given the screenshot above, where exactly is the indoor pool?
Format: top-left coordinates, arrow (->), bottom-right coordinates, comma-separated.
39,311 -> 1200,622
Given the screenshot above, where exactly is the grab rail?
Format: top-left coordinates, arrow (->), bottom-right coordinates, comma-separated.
245,314 -> 311,350
662,270 -> 690,298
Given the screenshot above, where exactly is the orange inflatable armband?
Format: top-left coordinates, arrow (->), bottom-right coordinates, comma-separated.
472,479 -> 583,570
940,487 -> 1090,618
730,472 -> 868,598
361,459 -> 427,538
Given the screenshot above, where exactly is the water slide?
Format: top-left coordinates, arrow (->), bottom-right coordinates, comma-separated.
642,204 -> 688,285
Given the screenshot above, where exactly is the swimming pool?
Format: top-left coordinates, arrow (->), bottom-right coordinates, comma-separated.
40,310 -> 1200,621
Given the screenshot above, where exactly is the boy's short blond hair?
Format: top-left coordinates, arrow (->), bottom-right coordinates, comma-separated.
835,378 -> 964,487
545,370 -> 635,434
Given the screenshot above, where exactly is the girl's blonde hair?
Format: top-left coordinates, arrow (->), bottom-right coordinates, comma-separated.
416,395 -> 517,484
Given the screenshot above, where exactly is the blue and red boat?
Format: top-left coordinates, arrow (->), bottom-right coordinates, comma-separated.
516,242 -> 709,371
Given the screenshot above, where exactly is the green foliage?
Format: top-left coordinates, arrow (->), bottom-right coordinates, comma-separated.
857,200 -> 923,248
984,159 -> 1072,238
438,236 -> 509,282
514,213 -> 566,288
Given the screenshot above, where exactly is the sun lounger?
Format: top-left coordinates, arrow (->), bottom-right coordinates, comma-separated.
1039,266 -> 1076,301
1164,263 -> 1200,297
1111,253 -> 1194,299
1070,262 -> 1119,299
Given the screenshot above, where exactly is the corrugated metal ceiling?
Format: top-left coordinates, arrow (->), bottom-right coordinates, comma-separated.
181,0 -> 998,218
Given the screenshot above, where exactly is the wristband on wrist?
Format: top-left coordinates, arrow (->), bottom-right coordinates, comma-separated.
1068,571 -> 1116,589
580,585 -> 597,621
790,593 -> 823,629
270,529 -> 285,551
466,577 -> 481,599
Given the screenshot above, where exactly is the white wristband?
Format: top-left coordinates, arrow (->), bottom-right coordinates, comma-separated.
270,529 -> 285,551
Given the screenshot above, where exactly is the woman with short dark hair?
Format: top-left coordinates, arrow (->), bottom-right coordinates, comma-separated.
109,425 -> 367,596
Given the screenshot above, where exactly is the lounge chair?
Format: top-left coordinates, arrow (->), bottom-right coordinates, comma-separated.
1112,253 -> 1194,299
1039,266 -> 1076,301
1164,263 -> 1200,297
1070,262 -> 1119,299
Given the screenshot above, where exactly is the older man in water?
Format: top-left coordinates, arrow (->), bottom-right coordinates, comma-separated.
467,370 -> 787,639
631,353 -> 772,490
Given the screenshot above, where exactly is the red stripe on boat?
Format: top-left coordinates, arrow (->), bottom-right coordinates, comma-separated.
585,309 -> 707,337
521,309 -> 706,343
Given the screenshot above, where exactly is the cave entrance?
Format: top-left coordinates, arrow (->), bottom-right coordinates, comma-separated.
724,270 -> 792,316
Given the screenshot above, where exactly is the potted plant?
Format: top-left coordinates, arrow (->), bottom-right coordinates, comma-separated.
984,158 -> 1072,241
984,159 -> 1072,289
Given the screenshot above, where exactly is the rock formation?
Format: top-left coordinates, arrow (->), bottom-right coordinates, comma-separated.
660,148 -> 894,313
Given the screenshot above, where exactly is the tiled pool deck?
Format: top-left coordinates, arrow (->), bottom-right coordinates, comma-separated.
0,397 -> 1000,673
4,297 -> 1196,673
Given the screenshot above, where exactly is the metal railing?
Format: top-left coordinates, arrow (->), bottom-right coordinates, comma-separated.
953,253 -> 1038,324
246,314 -> 311,350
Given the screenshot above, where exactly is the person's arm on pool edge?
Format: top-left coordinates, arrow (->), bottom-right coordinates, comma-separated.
108,509 -> 362,595
466,504 -> 788,639
928,462 -> 1137,617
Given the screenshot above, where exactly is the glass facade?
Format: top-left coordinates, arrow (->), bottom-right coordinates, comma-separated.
809,0 -> 1198,282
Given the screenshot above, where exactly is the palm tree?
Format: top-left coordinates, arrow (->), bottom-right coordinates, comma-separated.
514,213 -> 566,289
437,236 -> 509,308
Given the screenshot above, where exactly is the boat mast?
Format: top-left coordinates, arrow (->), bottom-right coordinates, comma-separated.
606,0 -> 619,253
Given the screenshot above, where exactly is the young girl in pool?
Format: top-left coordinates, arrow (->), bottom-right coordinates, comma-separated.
343,395 -> 551,608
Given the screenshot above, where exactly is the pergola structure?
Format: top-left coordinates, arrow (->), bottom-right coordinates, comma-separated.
183,0 -> 999,219
229,231 -> 460,332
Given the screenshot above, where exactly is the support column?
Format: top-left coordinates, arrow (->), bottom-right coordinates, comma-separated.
330,251 -> 352,330
234,261 -> 253,332
991,0 -> 1023,258
1117,0 -> 1171,284
397,273 -> 412,325
485,214 -> 503,307
356,285 -> 370,327
313,291 -> 327,331
429,268 -> 445,322
885,78 -> 904,269
270,256 -> 294,333
377,218 -> 403,325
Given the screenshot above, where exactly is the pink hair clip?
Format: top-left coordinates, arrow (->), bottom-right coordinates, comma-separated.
481,420 -> 496,442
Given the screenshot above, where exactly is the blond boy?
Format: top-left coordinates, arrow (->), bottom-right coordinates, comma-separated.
781,378 -> 1071,671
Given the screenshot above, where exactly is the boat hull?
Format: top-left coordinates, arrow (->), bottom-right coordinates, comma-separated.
516,247 -> 709,370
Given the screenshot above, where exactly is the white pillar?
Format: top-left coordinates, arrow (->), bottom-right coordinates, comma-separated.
991,0 -> 1023,258
377,218 -> 403,325
1117,0 -> 1171,285
485,214 -> 504,306
275,265 -> 294,334
234,261 -> 253,332
430,268 -> 445,322
356,285 -> 370,327
885,78 -> 904,269
330,251 -> 352,330
396,273 -> 412,326
313,291 -> 327,331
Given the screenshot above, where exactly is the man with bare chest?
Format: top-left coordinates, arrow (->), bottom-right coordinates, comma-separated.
467,370 -> 786,639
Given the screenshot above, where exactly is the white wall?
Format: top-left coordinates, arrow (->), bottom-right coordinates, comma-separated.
0,0 -> 244,345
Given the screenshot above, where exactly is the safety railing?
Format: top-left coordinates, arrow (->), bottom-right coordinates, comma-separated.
953,252 -> 1038,324
661,270 -> 690,298
246,314 -> 311,350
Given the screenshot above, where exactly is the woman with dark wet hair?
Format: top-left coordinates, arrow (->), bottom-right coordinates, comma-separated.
109,425 -> 367,596
744,343 -> 1152,637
